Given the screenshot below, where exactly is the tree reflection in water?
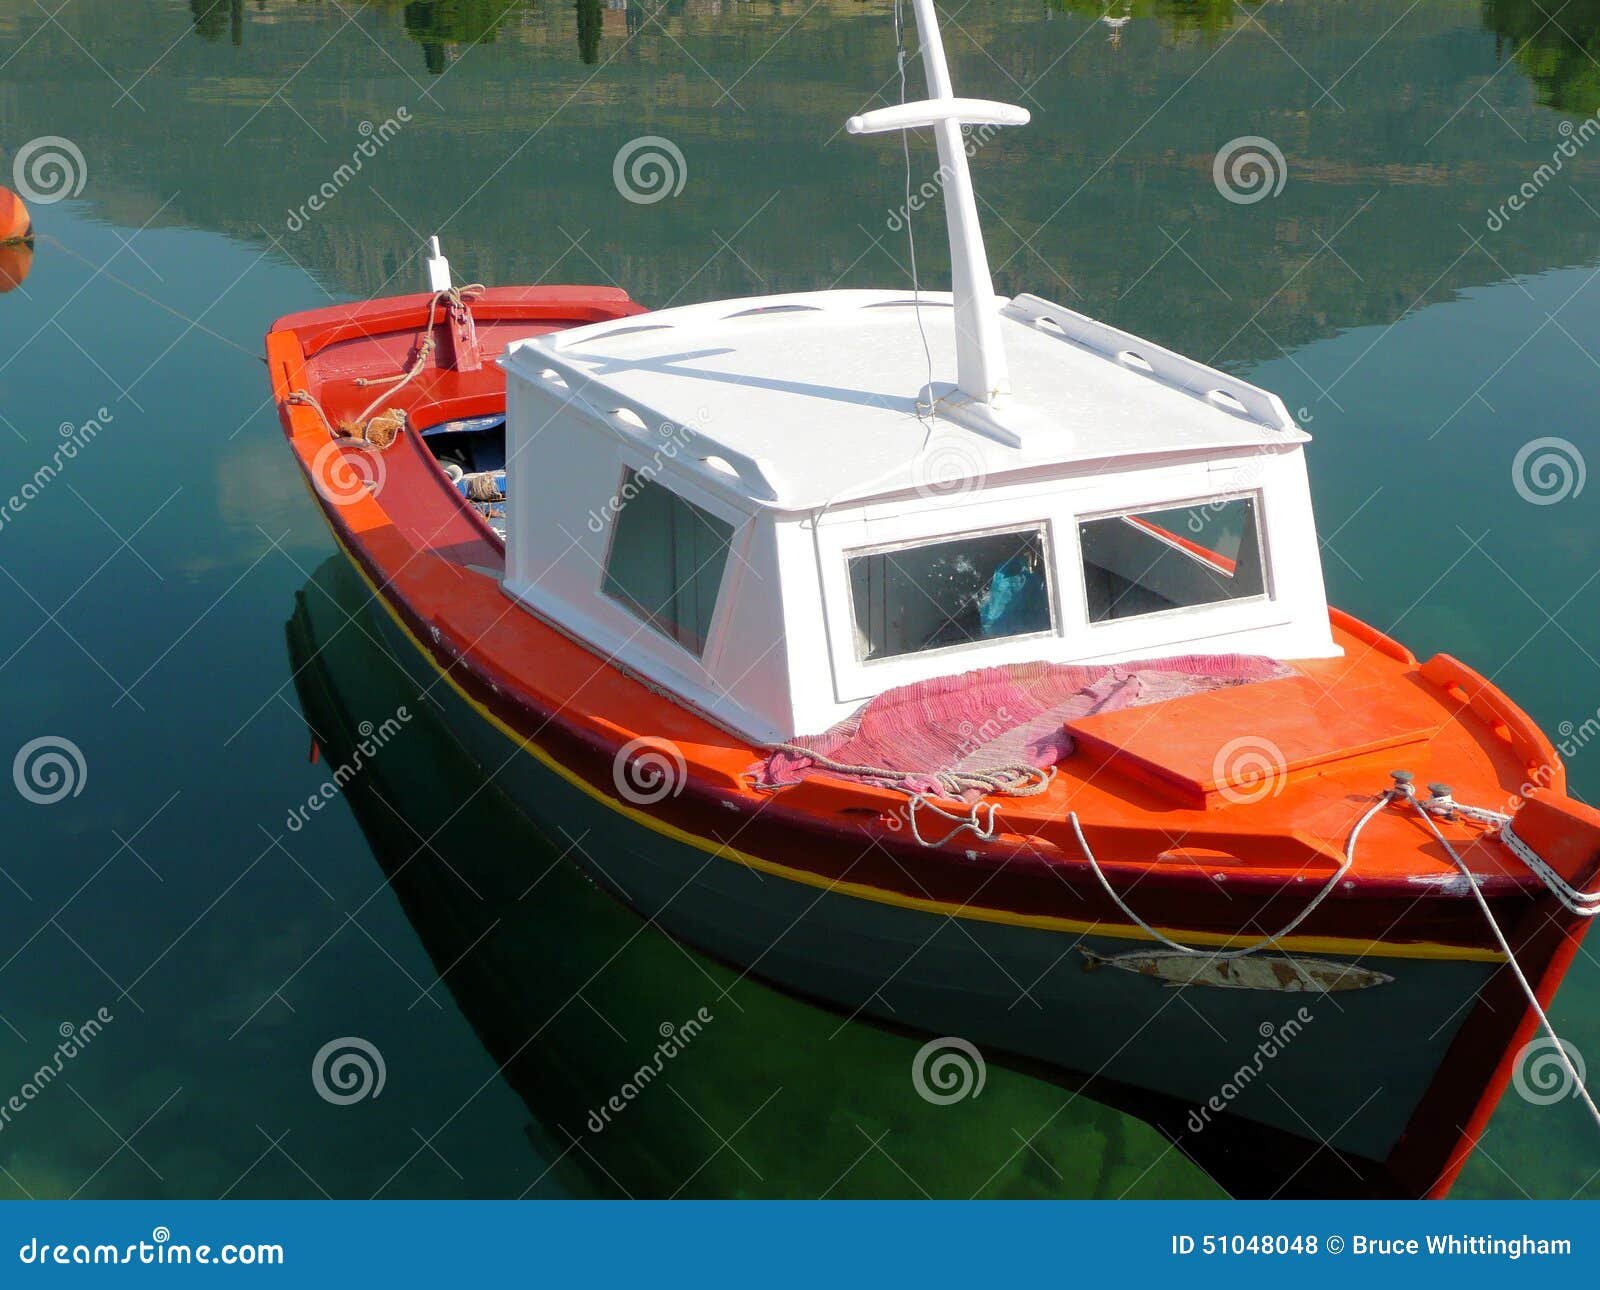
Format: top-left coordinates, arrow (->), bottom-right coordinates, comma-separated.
1485,0 -> 1600,114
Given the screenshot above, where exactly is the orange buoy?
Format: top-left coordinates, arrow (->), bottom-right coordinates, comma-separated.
0,187 -> 30,244
0,240 -> 34,293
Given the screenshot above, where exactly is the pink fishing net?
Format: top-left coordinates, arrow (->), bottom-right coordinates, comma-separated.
757,655 -> 1291,798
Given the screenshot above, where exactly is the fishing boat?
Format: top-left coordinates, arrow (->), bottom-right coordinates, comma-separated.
267,0 -> 1600,1198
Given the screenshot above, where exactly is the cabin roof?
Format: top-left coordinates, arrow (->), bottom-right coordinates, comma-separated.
500,289 -> 1309,513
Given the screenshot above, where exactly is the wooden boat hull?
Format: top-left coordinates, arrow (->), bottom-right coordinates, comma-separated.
267,286 -> 1600,1199
351,581 -> 1495,1194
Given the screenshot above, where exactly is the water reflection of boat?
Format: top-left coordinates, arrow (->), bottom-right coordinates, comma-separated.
285,553 -> 1222,1198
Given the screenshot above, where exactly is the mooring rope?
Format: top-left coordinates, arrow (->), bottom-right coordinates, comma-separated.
1417,789 -> 1599,917
1396,781 -> 1600,1132
1064,796 -> 1375,962
284,284 -> 484,448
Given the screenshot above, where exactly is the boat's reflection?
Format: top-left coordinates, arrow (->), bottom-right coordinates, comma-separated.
285,553 -> 1222,1198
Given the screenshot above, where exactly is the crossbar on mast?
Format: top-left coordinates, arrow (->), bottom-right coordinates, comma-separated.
847,0 -> 1028,415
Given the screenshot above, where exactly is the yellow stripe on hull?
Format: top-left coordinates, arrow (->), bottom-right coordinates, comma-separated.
317,509 -> 1506,967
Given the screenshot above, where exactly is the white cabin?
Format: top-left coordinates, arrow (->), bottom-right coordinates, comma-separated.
493,0 -> 1339,744
499,289 -> 1338,742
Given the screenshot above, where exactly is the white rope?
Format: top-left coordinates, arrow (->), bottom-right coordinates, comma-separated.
893,0 -> 936,423
907,794 -> 999,847
1401,786 -> 1600,1133
1063,797 -> 1382,961
1419,792 -> 1599,917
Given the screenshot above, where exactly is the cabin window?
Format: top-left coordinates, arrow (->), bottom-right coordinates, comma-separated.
847,524 -> 1055,662
602,471 -> 734,656
1078,495 -> 1267,623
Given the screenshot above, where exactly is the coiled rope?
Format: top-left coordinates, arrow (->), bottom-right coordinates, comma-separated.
762,743 -> 1055,845
284,284 -> 484,448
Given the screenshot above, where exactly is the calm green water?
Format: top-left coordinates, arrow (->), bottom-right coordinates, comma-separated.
0,0 -> 1597,1199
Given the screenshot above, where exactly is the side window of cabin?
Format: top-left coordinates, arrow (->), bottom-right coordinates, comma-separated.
1078,495 -> 1267,624
602,471 -> 734,656
848,525 -> 1055,662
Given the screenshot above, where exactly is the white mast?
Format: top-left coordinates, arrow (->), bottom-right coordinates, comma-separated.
847,0 -> 1028,420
